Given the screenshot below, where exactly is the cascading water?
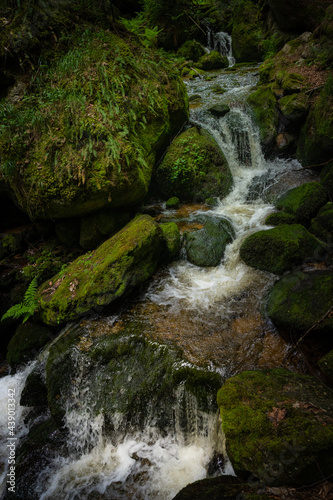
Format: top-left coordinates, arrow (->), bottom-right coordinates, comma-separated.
0,61 -> 316,500
206,29 -> 235,66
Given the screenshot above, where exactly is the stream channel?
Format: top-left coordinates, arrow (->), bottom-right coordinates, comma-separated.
0,35 -> 318,500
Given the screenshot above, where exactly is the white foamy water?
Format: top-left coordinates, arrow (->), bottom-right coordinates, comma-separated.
148,106 -> 314,315
0,363 -> 35,497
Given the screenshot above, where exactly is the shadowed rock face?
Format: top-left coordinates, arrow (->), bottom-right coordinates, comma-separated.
267,0 -> 332,32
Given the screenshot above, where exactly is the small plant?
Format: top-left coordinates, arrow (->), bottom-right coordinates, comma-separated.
1,277 -> 39,323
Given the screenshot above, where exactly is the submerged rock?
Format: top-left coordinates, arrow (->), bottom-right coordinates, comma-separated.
240,224 -> 325,275
38,215 -> 166,325
154,127 -> 233,202
184,216 -> 234,267
45,322 -> 221,426
217,368 -> 333,486
266,270 -> 333,337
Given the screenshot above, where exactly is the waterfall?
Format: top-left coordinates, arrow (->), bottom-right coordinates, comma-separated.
207,29 -> 235,67
32,347 -> 230,500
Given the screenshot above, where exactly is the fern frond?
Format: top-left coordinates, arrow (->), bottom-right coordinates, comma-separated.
1,277 -> 38,323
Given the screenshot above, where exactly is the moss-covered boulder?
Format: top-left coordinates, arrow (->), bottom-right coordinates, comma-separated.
38,215 -> 166,325
240,224 -> 325,275
6,321 -> 52,368
208,103 -> 230,117
319,350 -> 333,381
231,0 -> 263,62
320,161 -> 333,198
195,51 -> 229,70
45,321 -> 221,425
177,40 -> 206,62
0,29 -> 188,220
279,93 -> 309,123
297,78 -> 333,165
165,197 -> 180,209
154,127 -> 232,202
247,85 -> 279,147
275,182 -> 328,226
184,216 -> 234,267
309,202 -> 333,242
265,211 -> 298,226
266,270 -> 333,336
217,368 -> 333,486
160,222 -> 181,261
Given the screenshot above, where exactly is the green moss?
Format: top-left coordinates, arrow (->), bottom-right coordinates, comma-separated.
46,323 -> 220,427
165,197 -> 180,209
297,80 -> 333,166
0,28 -> 188,220
240,224 -> 325,275
266,271 -> 333,335
275,182 -> 328,225
217,368 -> 333,485
279,93 -> 309,122
231,0 -> 263,62
247,85 -> 278,146
6,321 -> 52,367
265,211 -> 298,226
160,222 -> 181,261
309,202 -> 333,241
195,51 -> 229,71
154,127 -> 232,202
38,215 -> 165,325
177,40 -> 206,62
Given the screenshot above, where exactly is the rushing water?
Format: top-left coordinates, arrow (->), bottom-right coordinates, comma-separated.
0,55 -> 317,500
206,30 -> 235,67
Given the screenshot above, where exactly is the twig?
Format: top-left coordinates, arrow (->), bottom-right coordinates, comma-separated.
186,14 -> 206,36
294,305 -> 333,348
297,157 -> 333,171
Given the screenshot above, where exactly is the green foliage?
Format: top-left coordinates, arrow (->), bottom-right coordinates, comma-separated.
1,277 -> 38,323
170,140 -> 206,184
0,26 -> 187,217
120,12 -> 161,48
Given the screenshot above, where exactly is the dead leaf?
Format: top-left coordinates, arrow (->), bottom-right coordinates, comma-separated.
267,407 -> 287,426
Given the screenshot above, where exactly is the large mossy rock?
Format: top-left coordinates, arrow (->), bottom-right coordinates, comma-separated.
217,368 -> 333,486
177,40 -> 206,62
266,271 -> 333,337
6,321 -> 52,368
0,29 -> 188,220
45,322 -> 221,425
38,215 -> 166,325
154,127 -> 232,202
247,85 -> 279,147
195,51 -> 229,70
184,216 -> 234,267
160,222 -> 181,261
309,202 -> 333,242
240,224 -> 325,275
275,182 -> 328,226
297,80 -> 333,165
231,0 -> 263,62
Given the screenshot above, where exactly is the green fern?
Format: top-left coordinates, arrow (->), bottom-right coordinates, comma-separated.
1,277 -> 38,323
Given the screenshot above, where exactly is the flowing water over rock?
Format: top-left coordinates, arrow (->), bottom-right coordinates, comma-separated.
0,63 -> 317,500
